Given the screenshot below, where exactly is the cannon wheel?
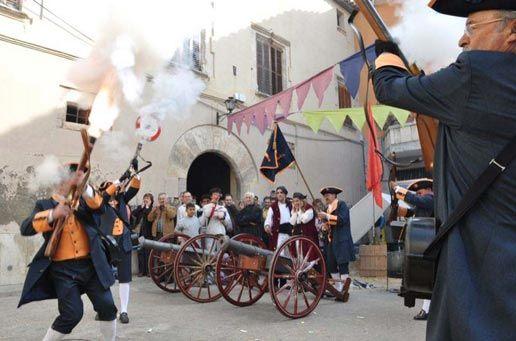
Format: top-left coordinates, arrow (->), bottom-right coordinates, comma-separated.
148,232 -> 190,293
216,234 -> 268,307
174,234 -> 223,303
268,236 -> 326,319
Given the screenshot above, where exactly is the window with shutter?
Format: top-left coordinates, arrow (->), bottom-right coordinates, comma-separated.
172,31 -> 203,72
256,35 -> 284,95
338,83 -> 352,108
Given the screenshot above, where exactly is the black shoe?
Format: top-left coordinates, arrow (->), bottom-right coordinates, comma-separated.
414,309 -> 428,320
119,312 -> 129,324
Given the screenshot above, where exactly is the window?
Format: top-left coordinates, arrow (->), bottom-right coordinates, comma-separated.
1,0 -> 22,11
172,31 -> 204,72
256,35 -> 284,95
66,102 -> 90,125
396,167 -> 430,181
338,82 -> 352,108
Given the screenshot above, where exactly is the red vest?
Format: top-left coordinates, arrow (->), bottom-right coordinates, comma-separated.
268,201 -> 291,250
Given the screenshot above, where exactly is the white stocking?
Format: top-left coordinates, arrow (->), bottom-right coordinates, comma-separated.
42,327 -> 65,341
422,299 -> 431,313
99,320 -> 116,341
119,282 -> 130,313
331,273 -> 343,292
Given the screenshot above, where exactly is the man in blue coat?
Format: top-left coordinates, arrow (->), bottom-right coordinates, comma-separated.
317,186 -> 355,300
372,1 -> 515,339
19,163 -> 117,340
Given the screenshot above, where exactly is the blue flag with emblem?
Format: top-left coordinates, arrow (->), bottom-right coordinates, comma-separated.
260,124 -> 295,183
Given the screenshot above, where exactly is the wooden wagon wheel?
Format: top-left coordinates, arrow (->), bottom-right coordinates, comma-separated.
268,236 -> 326,318
173,234 -> 223,303
148,232 -> 190,293
216,234 -> 268,307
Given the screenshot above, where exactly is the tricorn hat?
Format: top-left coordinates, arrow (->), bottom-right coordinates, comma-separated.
408,178 -> 433,191
292,192 -> 307,200
429,0 -> 515,18
320,186 -> 343,195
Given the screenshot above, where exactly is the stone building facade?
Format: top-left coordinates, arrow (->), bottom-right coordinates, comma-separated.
0,0 -> 368,285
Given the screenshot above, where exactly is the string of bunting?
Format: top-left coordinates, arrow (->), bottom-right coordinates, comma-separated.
301,105 -> 411,133
227,45 -> 377,136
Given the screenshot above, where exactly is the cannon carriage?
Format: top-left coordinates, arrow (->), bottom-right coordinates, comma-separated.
140,233 -> 351,319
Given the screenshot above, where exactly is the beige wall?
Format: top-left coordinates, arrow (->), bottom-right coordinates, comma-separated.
0,0 -> 367,285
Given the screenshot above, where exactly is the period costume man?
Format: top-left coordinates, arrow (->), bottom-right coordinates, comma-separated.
98,173 -> 140,324
373,1 -> 515,339
18,163 -> 117,341
392,179 -> 434,320
318,186 -> 354,299
264,186 -> 292,251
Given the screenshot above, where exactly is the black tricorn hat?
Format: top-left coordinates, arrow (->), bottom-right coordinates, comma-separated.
408,178 -> 433,191
292,192 -> 307,200
320,186 -> 343,196
429,0 -> 515,18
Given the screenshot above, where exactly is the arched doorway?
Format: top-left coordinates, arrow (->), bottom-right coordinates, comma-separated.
187,152 -> 233,201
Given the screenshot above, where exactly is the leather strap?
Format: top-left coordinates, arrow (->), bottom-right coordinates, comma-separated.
424,134 -> 516,258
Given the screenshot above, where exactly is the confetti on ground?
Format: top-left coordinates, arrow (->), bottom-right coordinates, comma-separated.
240,329 -> 247,333
357,316 -> 365,319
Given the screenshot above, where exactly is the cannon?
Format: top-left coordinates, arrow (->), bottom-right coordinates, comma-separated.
140,233 -> 223,302
216,234 -> 351,319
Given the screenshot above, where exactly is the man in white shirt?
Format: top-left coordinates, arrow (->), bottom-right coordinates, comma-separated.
177,191 -> 200,223
264,186 -> 292,251
199,187 -> 231,236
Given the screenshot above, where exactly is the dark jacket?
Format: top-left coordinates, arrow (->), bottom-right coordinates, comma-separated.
131,205 -> 154,239
98,181 -> 139,253
404,192 -> 434,218
328,200 -> 355,264
373,51 -> 516,341
18,196 -> 114,307
236,204 -> 262,238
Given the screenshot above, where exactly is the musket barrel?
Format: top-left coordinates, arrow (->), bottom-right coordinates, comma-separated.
139,237 -> 182,252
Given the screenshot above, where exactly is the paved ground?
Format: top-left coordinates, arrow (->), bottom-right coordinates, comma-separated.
0,278 -> 426,340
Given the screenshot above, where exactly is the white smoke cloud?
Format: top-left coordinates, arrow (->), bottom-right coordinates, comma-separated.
98,130 -> 133,162
67,0 -> 209,141
28,155 -> 69,192
390,0 -> 466,71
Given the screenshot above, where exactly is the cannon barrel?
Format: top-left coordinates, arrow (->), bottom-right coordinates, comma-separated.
139,236 -> 182,252
220,236 -> 274,258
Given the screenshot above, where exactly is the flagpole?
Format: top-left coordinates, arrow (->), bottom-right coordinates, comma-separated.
294,159 -> 316,202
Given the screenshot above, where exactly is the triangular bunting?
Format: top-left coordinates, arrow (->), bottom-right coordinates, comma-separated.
372,106 -> 392,129
227,115 -> 234,135
296,81 -> 311,111
311,66 -> 334,107
277,89 -> 293,118
234,114 -> 244,135
302,112 -> 326,133
325,112 -> 347,132
387,106 -> 410,126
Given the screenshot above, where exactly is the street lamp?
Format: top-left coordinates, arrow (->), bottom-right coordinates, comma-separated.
217,96 -> 239,125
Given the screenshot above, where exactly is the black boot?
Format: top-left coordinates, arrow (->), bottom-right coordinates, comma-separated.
119,312 -> 129,324
413,309 -> 428,320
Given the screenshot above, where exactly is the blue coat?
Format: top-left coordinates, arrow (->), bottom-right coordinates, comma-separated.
18,196 -> 115,307
98,183 -> 139,253
328,200 -> 355,264
373,51 -> 516,341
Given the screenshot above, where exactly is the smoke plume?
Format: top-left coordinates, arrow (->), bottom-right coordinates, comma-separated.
28,155 -> 69,192
67,0 -> 208,141
390,0 -> 465,71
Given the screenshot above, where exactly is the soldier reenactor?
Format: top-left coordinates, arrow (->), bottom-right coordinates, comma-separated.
18,163 -> 117,341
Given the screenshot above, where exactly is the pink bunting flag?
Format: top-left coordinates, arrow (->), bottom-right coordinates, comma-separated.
295,81 -> 311,111
264,99 -> 277,129
277,89 -> 293,118
252,103 -> 267,135
311,66 -> 334,107
242,111 -> 253,133
233,114 -> 244,135
227,115 -> 234,135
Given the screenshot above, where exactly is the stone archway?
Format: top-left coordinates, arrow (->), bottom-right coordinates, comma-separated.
168,125 -> 258,198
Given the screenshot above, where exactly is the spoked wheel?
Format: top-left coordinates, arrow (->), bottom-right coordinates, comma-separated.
268,236 -> 326,318
174,234 -> 223,303
216,234 -> 268,307
148,232 -> 190,293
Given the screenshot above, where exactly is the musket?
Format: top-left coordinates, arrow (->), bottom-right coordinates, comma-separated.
44,129 -> 97,258
351,0 -> 439,172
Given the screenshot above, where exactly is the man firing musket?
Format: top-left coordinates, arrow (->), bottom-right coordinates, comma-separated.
369,1 -> 515,340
